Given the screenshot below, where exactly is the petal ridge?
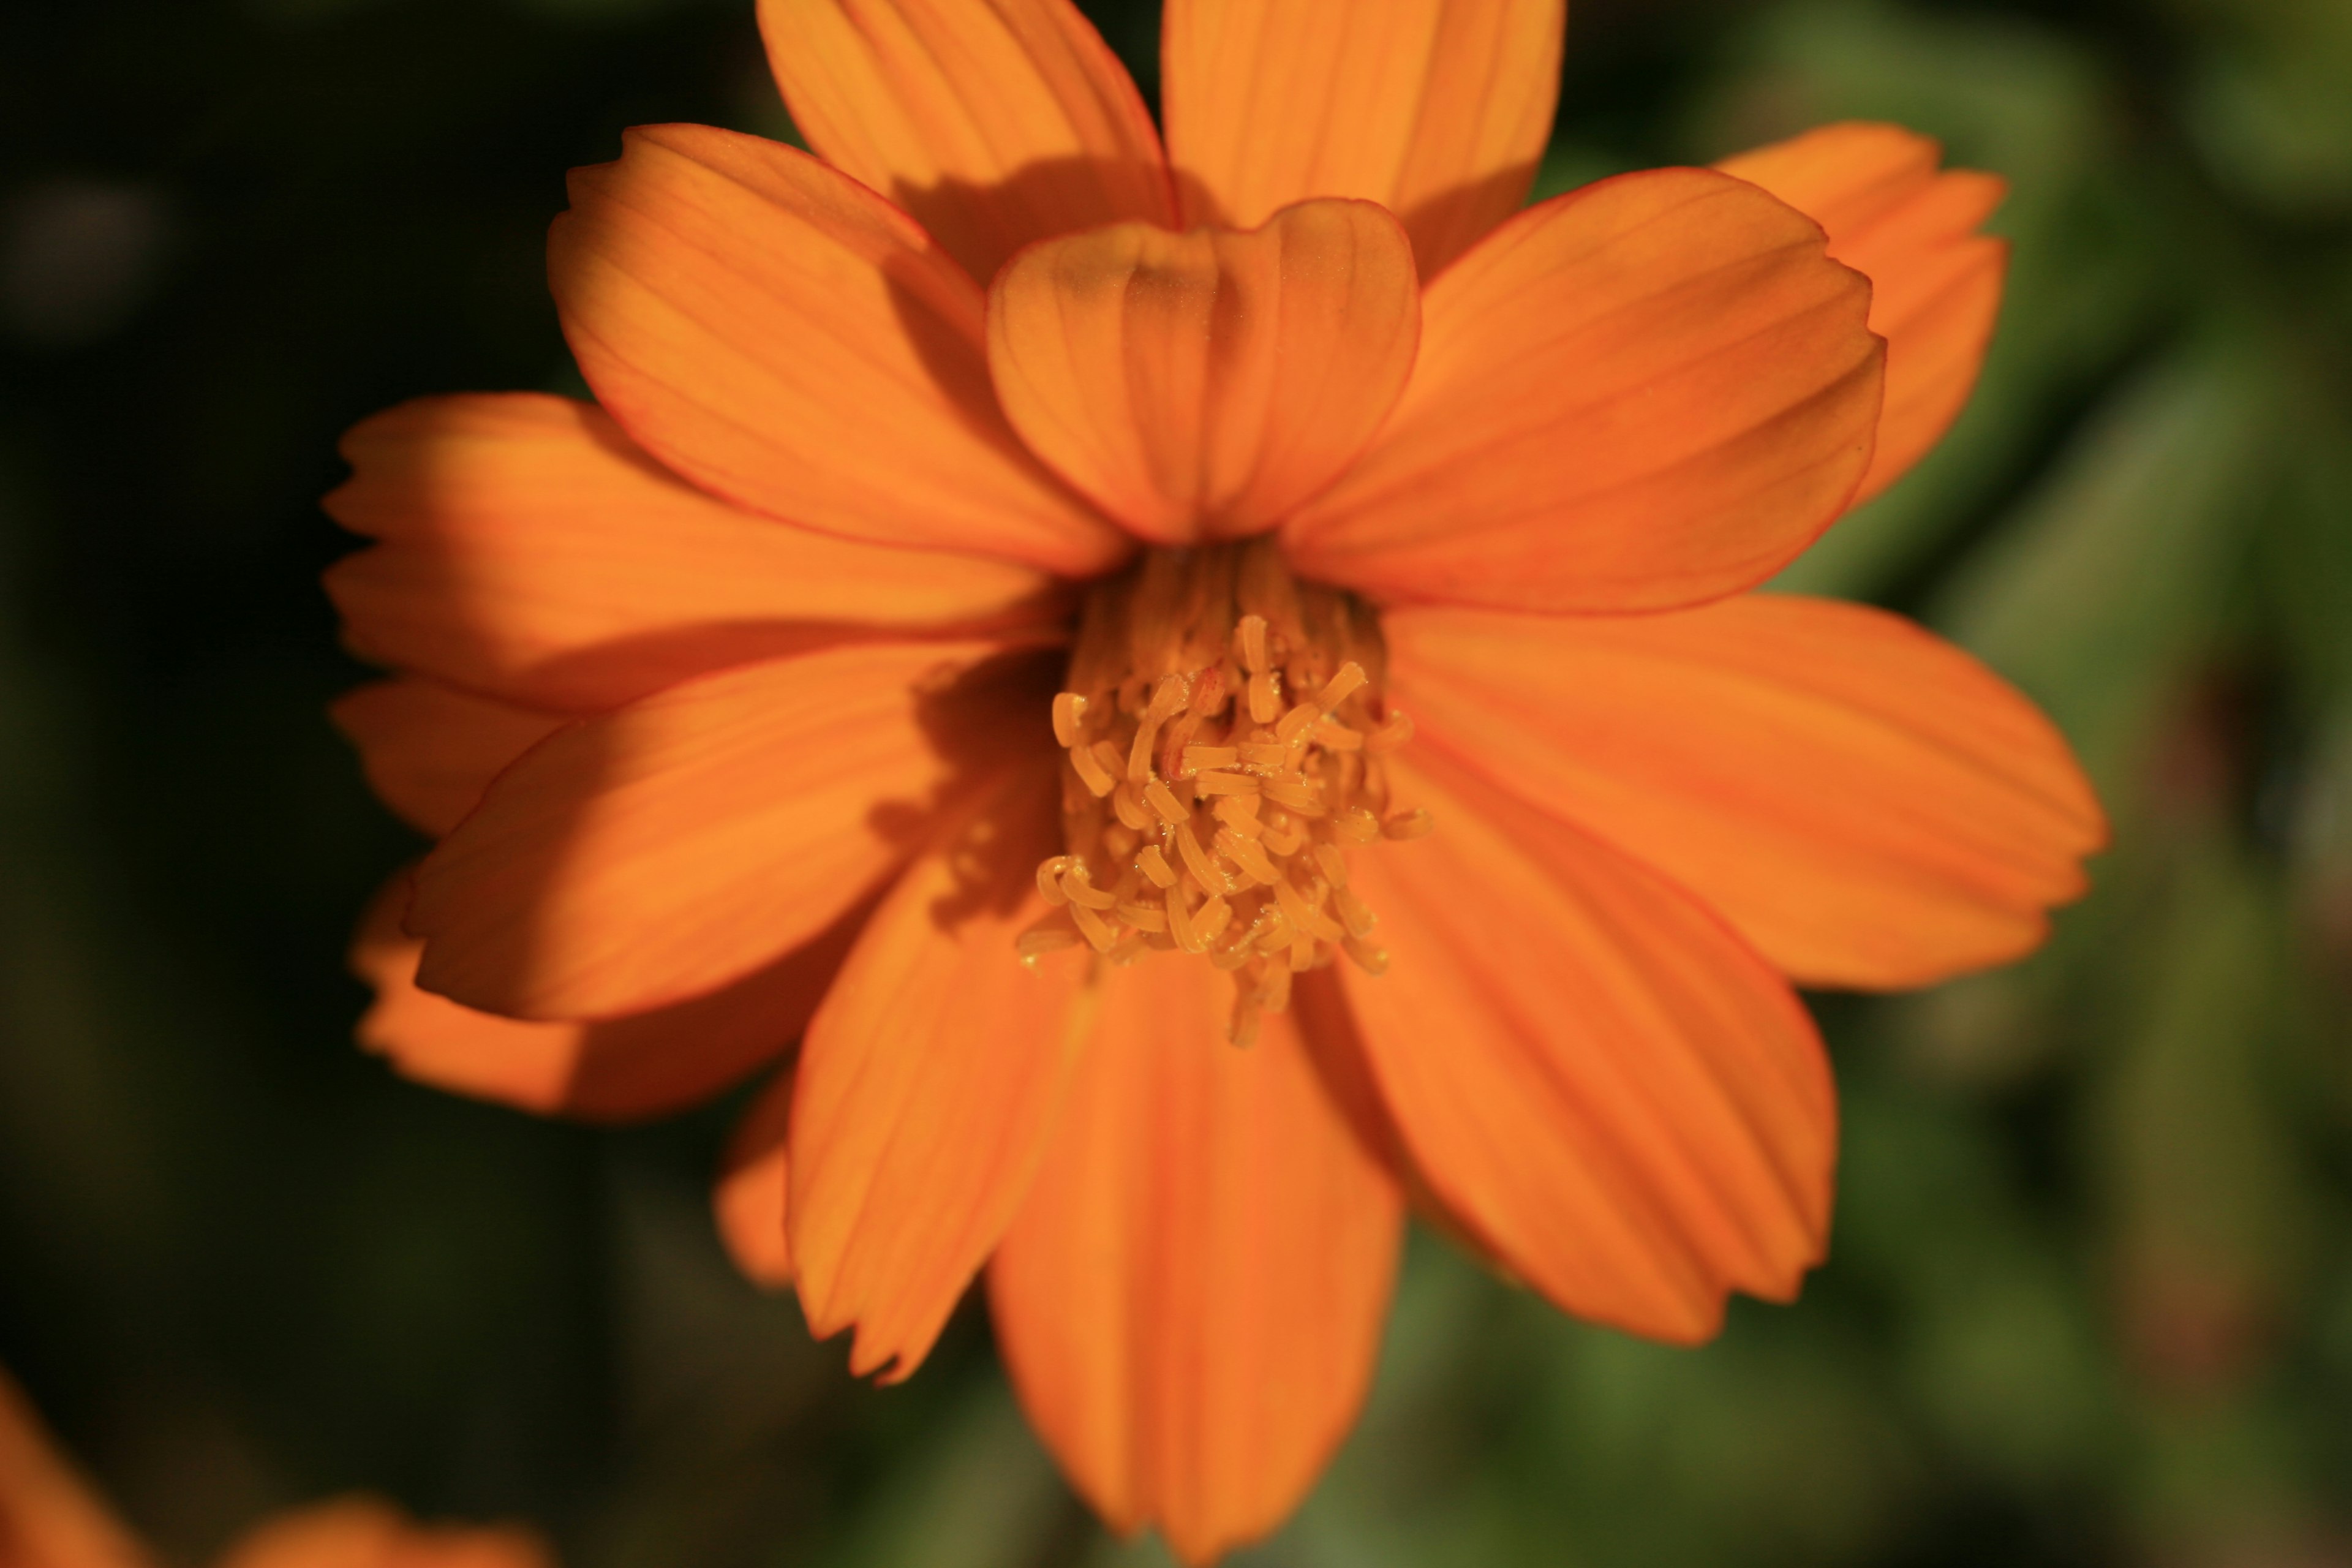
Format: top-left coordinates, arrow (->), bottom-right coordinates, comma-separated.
324,393 -> 1064,713
989,957 -> 1402,1563
1340,745 -> 1836,1341
1718,122 -> 2007,503
1162,0 -> 1564,277
1282,167 -> 1885,614
1385,595 -> 2105,987
409,639 -> 1054,1020
789,758 -> 1086,1382
549,124 -> 1126,575
987,198 -> 1420,543
760,0 -> 1175,283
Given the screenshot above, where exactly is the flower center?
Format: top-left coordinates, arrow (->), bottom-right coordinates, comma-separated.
1019,539 -> 1430,1045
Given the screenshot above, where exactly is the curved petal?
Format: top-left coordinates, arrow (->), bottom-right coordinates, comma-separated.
1340,746 -> 1836,1343
989,957 -> 1403,1565
1719,122 -> 2007,504
325,393 -> 1062,712
213,1497 -> 551,1568
789,760 -> 1087,1382
0,1367 -> 153,1568
1283,167 -> 1885,614
331,678 -> 567,838
549,124 -> 1126,576
987,199 -> 1419,543
1387,597 -> 2105,989
410,639 -> 1049,1019
1162,0 -> 1564,277
714,1066 -> 799,1288
759,0 -> 1174,284
352,875 -> 854,1121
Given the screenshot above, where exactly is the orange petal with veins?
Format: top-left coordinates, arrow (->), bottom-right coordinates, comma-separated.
1387,595 -> 2105,989
352,874 -> 856,1122
325,394 -> 1061,713
1340,746 -> 1836,1343
409,639 -> 1049,1020
989,199 -> 1419,544
331,678 -> 566,838
1162,0 -> 1564,278
989,957 -> 1403,1566
790,760 -> 1087,1383
759,0 -> 1173,284
714,1065 -> 799,1288
549,124 -> 1126,576
1283,167 -> 1883,614
1719,121 -> 2007,505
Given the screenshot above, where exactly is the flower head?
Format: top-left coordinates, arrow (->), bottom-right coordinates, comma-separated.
328,1 -> 2101,1558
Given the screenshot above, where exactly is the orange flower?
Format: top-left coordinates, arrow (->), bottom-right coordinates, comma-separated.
326,2 -> 2100,1558
0,1366 -> 549,1568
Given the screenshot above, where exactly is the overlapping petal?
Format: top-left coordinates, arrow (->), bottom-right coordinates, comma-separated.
1719,122 -> 2007,503
715,1066 -> 799,1287
1388,595 -> 2105,988
789,760 -> 1086,1382
759,0 -> 1174,284
1340,747 -> 1836,1342
1162,0 -> 1564,277
549,124 -> 1126,575
409,639 -> 1047,1020
352,876 -> 856,1121
987,199 -> 1419,543
331,678 -> 566,838
989,958 -> 1402,1564
325,394 -> 1060,712
1283,167 -> 1884,614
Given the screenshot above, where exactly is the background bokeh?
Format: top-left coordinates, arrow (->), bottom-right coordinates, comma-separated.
3,0 -> 2350,1562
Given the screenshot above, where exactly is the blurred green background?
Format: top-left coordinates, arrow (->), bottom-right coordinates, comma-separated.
2,0 -> 2348,1562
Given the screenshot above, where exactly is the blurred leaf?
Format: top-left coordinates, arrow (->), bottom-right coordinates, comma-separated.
1934,341 -> 2280,798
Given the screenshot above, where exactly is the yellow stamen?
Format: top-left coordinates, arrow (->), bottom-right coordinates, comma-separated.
1051,693 -> 1087,748
1035,538 -> 1431,1041
1068,900 -> 1116,952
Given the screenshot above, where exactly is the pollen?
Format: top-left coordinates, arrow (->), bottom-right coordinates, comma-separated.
1018,538 -> 1425,1045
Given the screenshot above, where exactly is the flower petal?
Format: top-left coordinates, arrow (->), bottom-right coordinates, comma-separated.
1387,596 -> 2105,988
987,199 -> 1420,544
549,124 -> 1126,576
1719,122 -> 2007,504
989,957 -> 1403,1564
1283,167 -> 1885,614
213,1497 -> 551,1568
331,678 -> 566,838
1341,746 -> 1836,1342
409,639 -> 1049,1019
789,760 -> 1086,1382
0,1367 -> 154,1568
758,0 -> 1174,284
1161,0 -> 1564,277
715,1066 -> 799,1288
352,875 -> 854,1121
325,393 -> 1061,712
